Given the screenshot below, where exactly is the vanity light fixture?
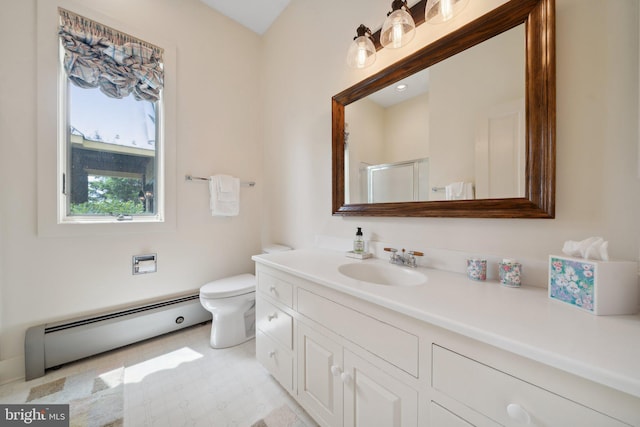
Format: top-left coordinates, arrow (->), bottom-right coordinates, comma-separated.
380,0 -> 416,49
425,0 -> 469,23
346,0 -> 467,69
346,24 -> 377,69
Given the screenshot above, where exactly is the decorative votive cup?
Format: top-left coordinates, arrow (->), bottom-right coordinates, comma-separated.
466,259 -> 487,281
499,260 -> 522,287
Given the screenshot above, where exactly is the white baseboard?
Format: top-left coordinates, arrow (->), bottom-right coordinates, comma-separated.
0,356 -> 25,385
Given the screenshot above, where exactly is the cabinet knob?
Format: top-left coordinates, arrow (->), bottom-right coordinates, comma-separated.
267,313 -> 278,321
506,403 -> 531,425
269,285 -> 277,293
340,372 -> 353,385
268,350 -> 276,358
330,365 -> 342,376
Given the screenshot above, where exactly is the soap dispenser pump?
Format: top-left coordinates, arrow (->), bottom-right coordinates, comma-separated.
354,227 -> 365,254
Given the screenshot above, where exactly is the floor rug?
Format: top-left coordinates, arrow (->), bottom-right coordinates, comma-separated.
250,404 -> 309,427
24,368 -> 124,427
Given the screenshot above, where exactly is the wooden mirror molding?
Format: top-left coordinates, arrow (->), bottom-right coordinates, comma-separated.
332,0 -> 555,218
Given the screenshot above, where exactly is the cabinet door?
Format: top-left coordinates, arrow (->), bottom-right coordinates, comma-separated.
343,349 -> 418,427
298,323 -> 343,427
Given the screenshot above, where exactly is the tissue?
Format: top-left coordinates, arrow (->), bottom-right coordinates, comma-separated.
562,237 -> 609,261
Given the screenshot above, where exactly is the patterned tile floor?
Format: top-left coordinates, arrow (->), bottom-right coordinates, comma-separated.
0,323 -> 316,427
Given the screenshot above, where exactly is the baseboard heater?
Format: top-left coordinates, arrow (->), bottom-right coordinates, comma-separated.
25,293 -> 210,380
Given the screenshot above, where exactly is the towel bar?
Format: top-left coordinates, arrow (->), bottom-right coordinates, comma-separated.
185,174 -> 255,187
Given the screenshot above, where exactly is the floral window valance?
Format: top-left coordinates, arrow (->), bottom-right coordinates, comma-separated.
58,8 -> 164,102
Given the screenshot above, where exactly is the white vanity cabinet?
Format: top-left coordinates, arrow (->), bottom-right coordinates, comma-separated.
255,271 -> 295,393
256,265 -> 419,427
253,260 -> 640,427
297,319 -> 419,427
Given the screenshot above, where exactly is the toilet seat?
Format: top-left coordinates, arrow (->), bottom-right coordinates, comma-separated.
200,273 -> 255,299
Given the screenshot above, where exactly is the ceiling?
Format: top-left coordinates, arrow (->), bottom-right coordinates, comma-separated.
199,0 -> 291,35
367,69 -> 430,108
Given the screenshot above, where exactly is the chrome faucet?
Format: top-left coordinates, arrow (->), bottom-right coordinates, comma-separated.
384,248 -> 424,268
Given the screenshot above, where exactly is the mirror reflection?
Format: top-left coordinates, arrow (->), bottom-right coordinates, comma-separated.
345,24 -> 525,204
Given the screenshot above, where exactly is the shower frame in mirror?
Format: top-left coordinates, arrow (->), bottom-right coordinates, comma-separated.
332,0 -> 555,218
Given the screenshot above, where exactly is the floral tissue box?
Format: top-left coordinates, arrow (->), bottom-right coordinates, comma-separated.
548,255 -> 638,315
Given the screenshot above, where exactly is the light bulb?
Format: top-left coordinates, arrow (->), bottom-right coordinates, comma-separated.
356,40 -> 368,68
392,21 -> 404,48
346,26 -> 376,69
425,0 -> 469,24
380,3 -> 415,49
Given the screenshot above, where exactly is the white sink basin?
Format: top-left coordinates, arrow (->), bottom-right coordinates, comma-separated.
338,262 -> 427,287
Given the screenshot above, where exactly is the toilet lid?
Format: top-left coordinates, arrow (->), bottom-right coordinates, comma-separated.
200,273 -> 256,299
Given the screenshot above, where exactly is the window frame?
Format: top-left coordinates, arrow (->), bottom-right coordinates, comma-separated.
56,29 -> 166,225
37,0 -> 176,237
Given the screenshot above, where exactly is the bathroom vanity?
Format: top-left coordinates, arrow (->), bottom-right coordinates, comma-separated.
253,249 -> 640,427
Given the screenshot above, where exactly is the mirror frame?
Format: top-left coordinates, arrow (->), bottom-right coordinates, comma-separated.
332,0 -> 555,218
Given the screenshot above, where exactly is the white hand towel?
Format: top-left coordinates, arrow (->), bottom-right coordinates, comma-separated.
445,182 -> 475,200
460,182 -> 474,199
209,175 -> 240,216
216,175 -> 239,202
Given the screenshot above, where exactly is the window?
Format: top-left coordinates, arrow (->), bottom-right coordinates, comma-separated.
67,85 -> 158,217
58,8 -> 164,223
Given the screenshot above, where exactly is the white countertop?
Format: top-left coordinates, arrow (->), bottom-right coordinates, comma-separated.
252,248 -> 640,399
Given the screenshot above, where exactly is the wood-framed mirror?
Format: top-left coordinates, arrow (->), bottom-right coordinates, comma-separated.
332,0 -> 555,218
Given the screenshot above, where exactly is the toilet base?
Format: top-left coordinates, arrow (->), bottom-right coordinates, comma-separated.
208,304 -> 256,349
209,332 -> 255,349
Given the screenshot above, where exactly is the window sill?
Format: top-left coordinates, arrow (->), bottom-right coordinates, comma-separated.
59,215 -> 164,225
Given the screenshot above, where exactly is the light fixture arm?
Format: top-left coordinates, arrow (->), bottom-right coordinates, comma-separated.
388,0 -> 410,15
354,24 -> 373,40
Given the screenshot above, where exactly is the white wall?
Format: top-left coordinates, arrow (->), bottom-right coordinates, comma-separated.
261,0 -> 639,269
429,24 -> 524,197
345,99 -> 385,204
0,0 -> 263,383
383,93 -> 430,163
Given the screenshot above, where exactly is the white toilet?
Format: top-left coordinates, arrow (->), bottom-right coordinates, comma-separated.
199,245 -> 291,348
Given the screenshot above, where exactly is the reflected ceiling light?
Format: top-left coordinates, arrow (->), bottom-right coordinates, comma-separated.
380,0 -> 416,49
425,0 -> 469,23
395,83 -> 408,92
346,24 -> 376,69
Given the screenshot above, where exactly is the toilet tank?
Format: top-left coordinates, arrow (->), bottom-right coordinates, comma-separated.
262,244 -> 292,254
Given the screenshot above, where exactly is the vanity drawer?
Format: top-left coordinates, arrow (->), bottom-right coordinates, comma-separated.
430,401 -> 490,427
298,288 -> 418,377
432,345 -> 628,426
256,330 -> 293,392
257,272 -> 293,308
256,298 -> 293,349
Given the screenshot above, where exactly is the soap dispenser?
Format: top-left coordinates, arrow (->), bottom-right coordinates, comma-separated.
354,227 -> 365,254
